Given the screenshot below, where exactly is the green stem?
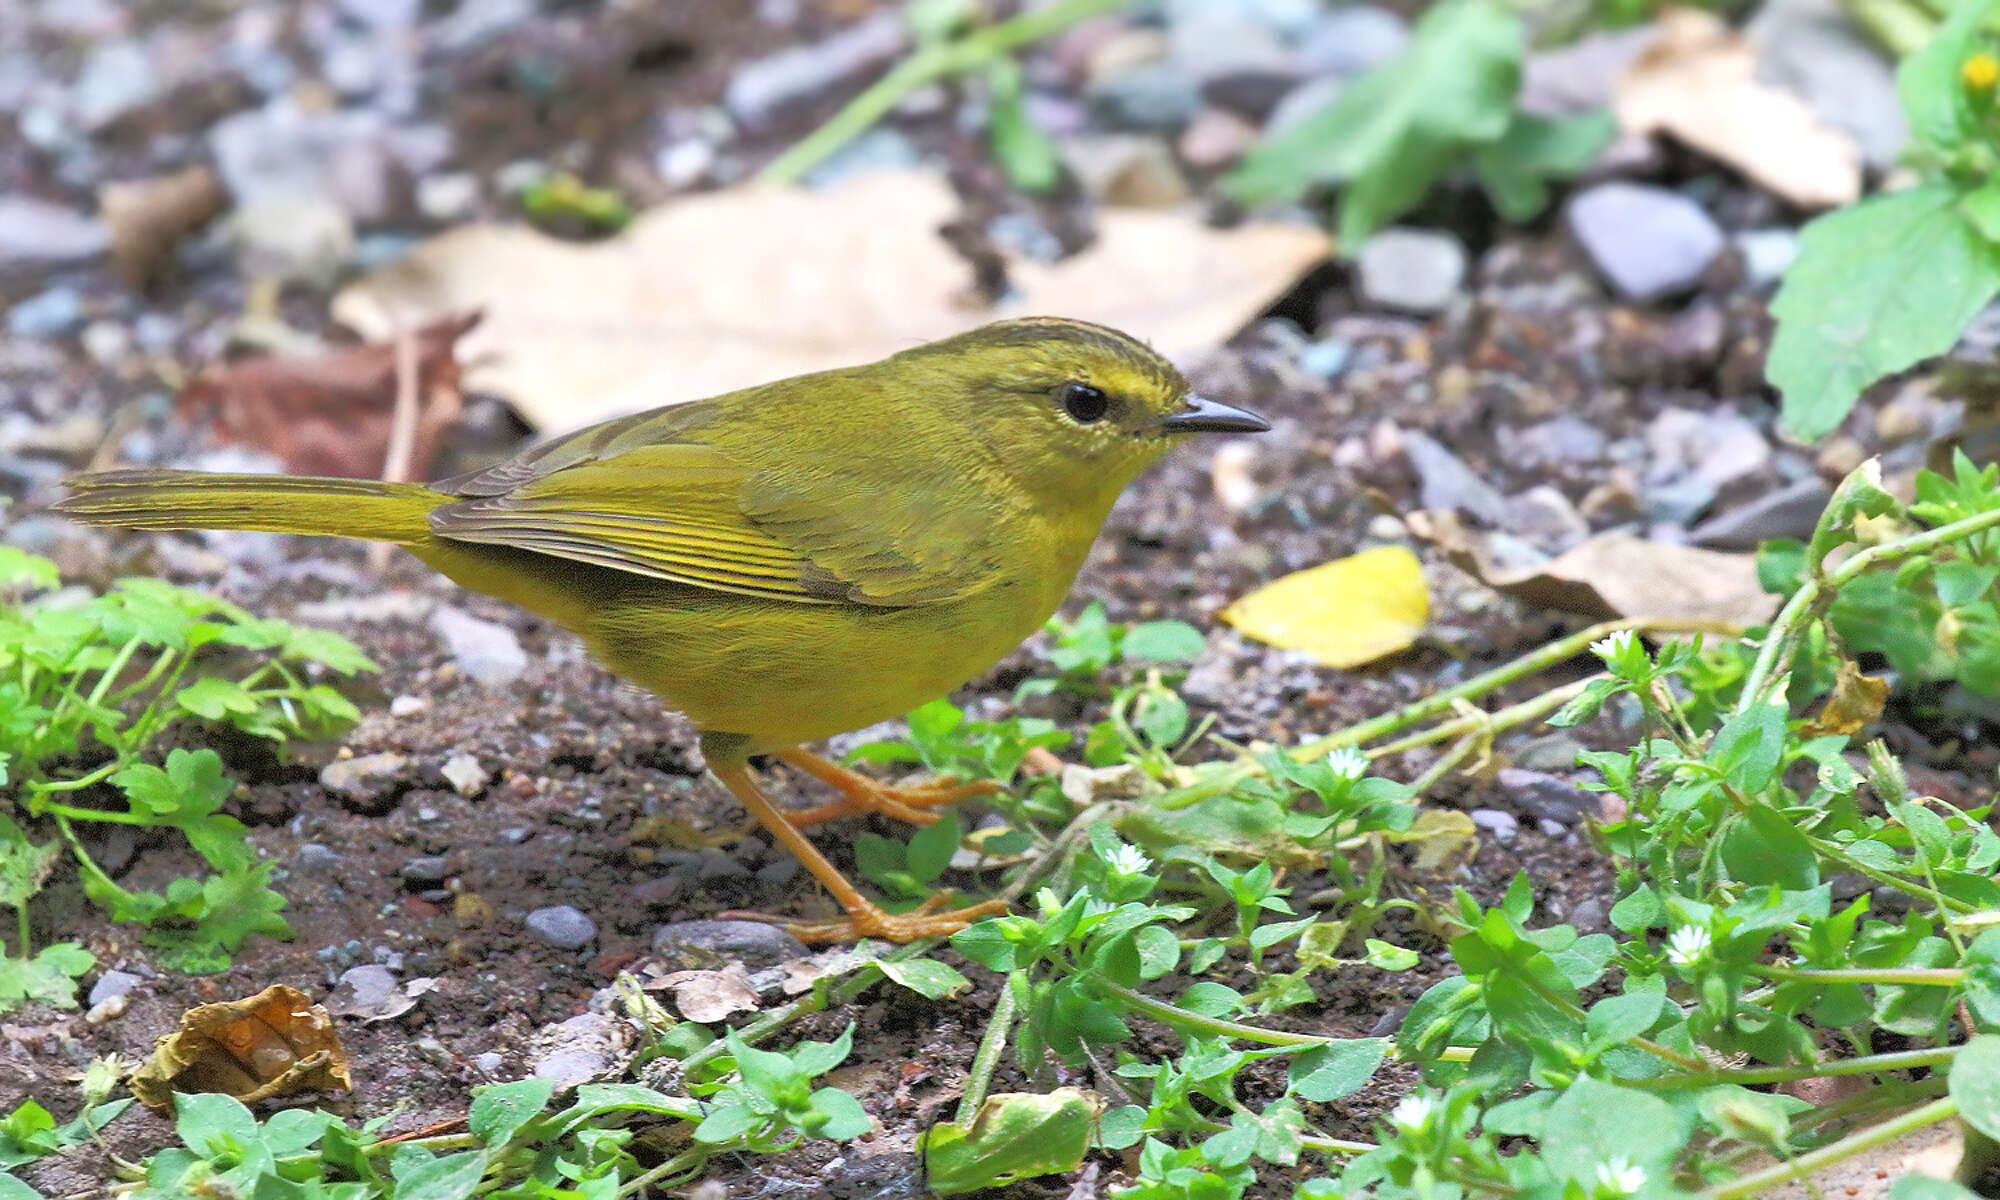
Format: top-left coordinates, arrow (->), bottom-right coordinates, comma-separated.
1759,965 -> 1965,987
758,0 -> 1126,185
1737,506 -> 2000,712
1700,1097 -> 1959,1200
1620,1045 -> 1957,1089
1159,617 -> 1719,812
1098,979 -> 1473,1063
956,971 -> 1022,1124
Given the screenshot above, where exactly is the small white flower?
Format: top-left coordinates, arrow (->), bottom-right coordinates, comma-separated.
1389,1093 -> 1436,1133
1595,1155 -> 1646,1195
1591,630 -> 1635,663
1105,843 -> 1151,876
1666,924 -> 1710,967
1326,747 -> 1370,781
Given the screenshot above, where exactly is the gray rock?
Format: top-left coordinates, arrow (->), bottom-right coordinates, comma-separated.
1062,135 -> 1189,207
1504,485 -> 1591,555
1566,183 -> 1723,303
415,172 -> 480,223
473,1050 -> 505,1074
1499,416 -> 1608,468
296,843 -> 343,871
653,919 -> 808,968
755,858 -> 801,887
1403,430 -> 1507,524
1567,898 -> 1609,932
1735,228 -> 1800,290
224,196 -> 355,288
7,288 -> 85,340
1648,408 -> 1772,492
694,848 -> 750,882
802,127 -> 923,189
1297,338 -> 1352,380
654,138 -> 716,190
1646,473 -> 1719,527
1689,477 -> 1834,550
1511,733 -> 1588,772
210,101 -> 449,221
726,10 -> 906,129
1751,0 -> 1907,168
526,905 -> 597,950
1090,63 -> 1205,129
1469,808 -> 1519,842
338,0 -> 422,30
400,855 -> 450,888
1167,6 -> 1298,86
430,605 -> 528,686
1497,767 -> 1595,823
1520,26 -> 1654,117
1296,5 -> 1409,77
441,753 -> 489,797
320,752 -> 410,806
0,199 -> 109,272
88,970 -> 144,1006
1178,107 -> 1260,169
1263,75 -> 1344,137
73,40 -> 159,130
1358,227 -> 1467,314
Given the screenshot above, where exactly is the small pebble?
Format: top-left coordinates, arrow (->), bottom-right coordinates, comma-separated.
1566,182 -> 1723,303
441,753 -> 489,797
430,606 -> 528,686
525,905 -> 597,949
390,694 -> 429,717
653,919 -> 808,968
400,855 -> 450,888
1358,227 -> 1467,314
89,969 -> 144,1006
1469,808 -> 1519,842
473,1051 -> 505,1074
296,840 -> 342,872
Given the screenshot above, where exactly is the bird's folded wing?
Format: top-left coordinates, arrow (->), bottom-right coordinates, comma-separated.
426,441 -> 998,607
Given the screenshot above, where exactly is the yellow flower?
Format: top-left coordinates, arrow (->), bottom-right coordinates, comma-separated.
1964,51 -> 2000,93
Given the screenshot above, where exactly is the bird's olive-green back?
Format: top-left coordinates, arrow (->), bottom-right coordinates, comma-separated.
426,317 -> 1192,608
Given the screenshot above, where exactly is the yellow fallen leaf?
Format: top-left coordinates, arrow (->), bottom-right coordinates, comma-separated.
332,169 -> 1328,433
130,985 -> 351,1113
1615,9 -> 1860,209
1220,545 -> 1429,667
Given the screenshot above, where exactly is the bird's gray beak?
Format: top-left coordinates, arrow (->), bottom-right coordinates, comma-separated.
1158,394 -> 1271,434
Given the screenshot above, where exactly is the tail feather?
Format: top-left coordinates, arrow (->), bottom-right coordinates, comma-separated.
53,469 -> 440,545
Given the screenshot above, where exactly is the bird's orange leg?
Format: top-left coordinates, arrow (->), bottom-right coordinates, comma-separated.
707,754 -> 1007,944
772,747 -> 1003,829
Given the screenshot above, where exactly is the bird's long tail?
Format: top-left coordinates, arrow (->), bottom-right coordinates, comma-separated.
51,469 -> 441,545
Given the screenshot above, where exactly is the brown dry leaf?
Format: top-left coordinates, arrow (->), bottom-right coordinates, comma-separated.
1615,10 -> 1860,209
657,964 -> 760,1022
99,166 -> 226,287
1219,545 -> 1430,667
332,170 -> 1329,432
130,984 -> 351,1113
1801,659 -> 1889,738
1435,521 -> 1777,631
176,311 -> 480,479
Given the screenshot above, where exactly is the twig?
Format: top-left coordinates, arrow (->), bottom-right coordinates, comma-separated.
369,324 -> 421,572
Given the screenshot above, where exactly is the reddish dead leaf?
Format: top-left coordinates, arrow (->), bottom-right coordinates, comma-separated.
130,984 -> 352,1113
176,311 -> 481,479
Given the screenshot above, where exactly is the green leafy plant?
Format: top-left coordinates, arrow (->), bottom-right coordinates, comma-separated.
1769,0 -> 2000,440
1225,0 -> 1613,249
0,547 -> 371,999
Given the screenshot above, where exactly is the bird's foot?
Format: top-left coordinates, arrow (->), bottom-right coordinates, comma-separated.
723,893 -> 1010,945
774,747 -> 1003,828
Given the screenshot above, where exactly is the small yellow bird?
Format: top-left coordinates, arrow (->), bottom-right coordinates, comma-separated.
55,317 -> 1268,942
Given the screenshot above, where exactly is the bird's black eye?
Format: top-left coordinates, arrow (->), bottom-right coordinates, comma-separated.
1061,382 -> 1110,424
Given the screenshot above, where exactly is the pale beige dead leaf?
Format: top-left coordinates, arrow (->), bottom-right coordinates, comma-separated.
1438,524 -> 1777,631
1220,545 -> 1430,667
1615,9 -> 1860,209
657,964 -> 760,1022
130,984 -> 350,1113
332,170 -> 1328,432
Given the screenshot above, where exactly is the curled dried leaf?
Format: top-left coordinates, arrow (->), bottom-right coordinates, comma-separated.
130,984 -> 351,1113
176,311 -> 481,479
